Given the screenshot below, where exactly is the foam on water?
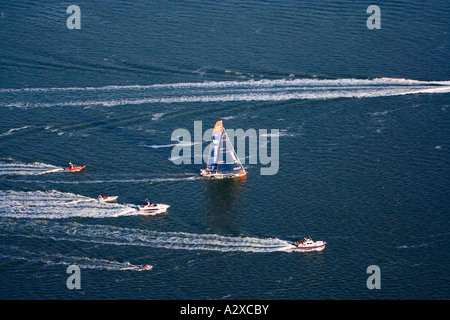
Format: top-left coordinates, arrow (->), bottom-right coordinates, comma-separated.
0,190 -> 137,219
0,126 -> 31,137
0,160 -> 64,176
1,77 -> 448,93
0,247 -> 145,271
14,175 -> 200,185
141,141 -> 202,149
2,78 -> 449,108
1,219 -> 295,253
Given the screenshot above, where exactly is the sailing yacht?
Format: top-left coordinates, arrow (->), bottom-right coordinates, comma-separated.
200,120 -> 247,179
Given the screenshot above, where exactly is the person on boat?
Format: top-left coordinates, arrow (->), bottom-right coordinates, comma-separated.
69,162 -> 74,169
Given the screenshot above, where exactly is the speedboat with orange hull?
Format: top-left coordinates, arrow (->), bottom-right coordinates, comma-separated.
65,165 -> 86,172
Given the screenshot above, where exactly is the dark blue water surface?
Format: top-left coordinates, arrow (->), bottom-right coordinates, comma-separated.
0,1 -> 449,300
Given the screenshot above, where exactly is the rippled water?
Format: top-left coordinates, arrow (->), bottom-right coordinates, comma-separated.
0,1 -> 449,299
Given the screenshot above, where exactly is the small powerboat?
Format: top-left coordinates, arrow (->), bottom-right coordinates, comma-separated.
98,195 -> 118,203
292,237 -> 326,251
120,263 -> 153,271
137,200 -> 170,213
200,169 -> 247,179
138,264 -> 153,271
65,163 -> 86,172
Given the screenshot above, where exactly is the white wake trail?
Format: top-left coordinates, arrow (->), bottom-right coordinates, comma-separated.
2,78 -> 449,108
0,190 -> 136,219
0,247 -> 145,271
1,77 -> 449,93
0,160 -> 64,176
1,219 -> 295,253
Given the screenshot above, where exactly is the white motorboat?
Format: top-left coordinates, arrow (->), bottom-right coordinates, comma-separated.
138,264 -> 153,271
98,195 -> 118,203
137,201 -> 170,213
120,263 -> 153,271
292,237 -> 326,251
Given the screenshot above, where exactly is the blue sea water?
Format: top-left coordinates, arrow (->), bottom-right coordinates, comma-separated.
0,1 -> 449,300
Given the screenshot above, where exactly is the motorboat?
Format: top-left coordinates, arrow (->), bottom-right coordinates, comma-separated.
137,201 -> 170,213
292,237 -> 326,251
120,263 -> 153,271
97,195 -> 118,203
65,165 -> 86,172
138,264 -> 153,271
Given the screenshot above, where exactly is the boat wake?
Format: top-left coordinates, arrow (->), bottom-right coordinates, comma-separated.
0,190 -> 137,219
0,126 -> 31,137
0,247 -> 146,271
13,175 -> 200,185
0,160 -> 64,176
1,219 -> 295,253
2,78 -> 449,108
